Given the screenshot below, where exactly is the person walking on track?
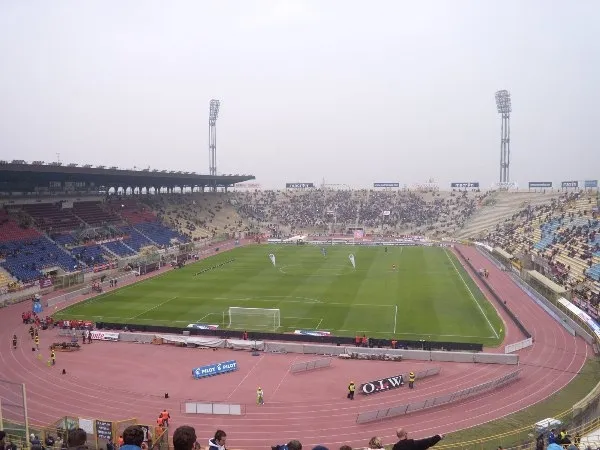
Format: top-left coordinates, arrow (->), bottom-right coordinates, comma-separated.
257,387 -> 264,405
12,334 -> 17,350
160,409 -> 170,427
347,381 -> 356,400
408,372 -> 415,389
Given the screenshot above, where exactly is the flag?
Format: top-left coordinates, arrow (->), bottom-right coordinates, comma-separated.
353,230 -> 364,239
383,210 -> 391,216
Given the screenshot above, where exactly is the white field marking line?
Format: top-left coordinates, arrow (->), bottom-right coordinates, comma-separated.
335,329 -> 495,339
315,318 -> 323,330
207,296 -> 324,304
206,296 -> 393,309
444,249 -> 499,338
272,355 -> 299,398
127,296 -> 178,320
226,354 -> 265,400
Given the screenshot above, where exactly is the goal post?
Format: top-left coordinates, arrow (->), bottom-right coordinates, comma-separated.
228,307 -> 281,330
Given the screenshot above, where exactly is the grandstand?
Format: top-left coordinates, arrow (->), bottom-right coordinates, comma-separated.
483,191 -> 600,317
231,188 -> 483,237
455,190 -> 562,239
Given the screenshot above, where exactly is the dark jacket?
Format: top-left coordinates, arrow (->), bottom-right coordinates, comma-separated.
392,435 -> 442,450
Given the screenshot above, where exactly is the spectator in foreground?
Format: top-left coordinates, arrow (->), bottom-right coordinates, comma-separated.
0,430 -> 5,450
339,446 -> 352,450
208,430 -> 227,450
173,426 -> 200,450
392,428 -> 443,450
367,437 -> 384,450
287,441 -> 302,450
121,426 -> 147,450
66,428 -> 87,450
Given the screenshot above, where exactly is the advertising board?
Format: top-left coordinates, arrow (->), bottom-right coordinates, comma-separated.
192,360 -> 238,379
286,183 -> 314,189
561,181 -> 578,188
451,182 -> 479,188
90,331 -> 119,341
529,182 -> 552,188
373,183 -> 399,188
360,373 -> 404,395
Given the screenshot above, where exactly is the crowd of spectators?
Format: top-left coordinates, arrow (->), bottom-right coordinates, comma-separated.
143,194 -> 246,242
483,191 -> 600,319
231,189 -> 486,237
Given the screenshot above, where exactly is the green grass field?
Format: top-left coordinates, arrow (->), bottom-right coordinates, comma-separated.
54,245 -> 504,345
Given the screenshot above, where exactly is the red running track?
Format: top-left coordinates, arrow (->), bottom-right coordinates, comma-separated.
0,244 -> 590,449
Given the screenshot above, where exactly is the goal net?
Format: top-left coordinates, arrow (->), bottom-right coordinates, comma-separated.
228,307 -> 281,330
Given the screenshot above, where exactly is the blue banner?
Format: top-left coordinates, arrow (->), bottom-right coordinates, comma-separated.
192,360 -> 237,379
529,182 -> 552,188
561,181 -> 578,188
33,300 -> 43,314
373,183 -> 399,188
584,180 -> 598,188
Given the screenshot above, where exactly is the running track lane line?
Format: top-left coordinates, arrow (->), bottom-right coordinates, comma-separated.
272,355 -> 300,398
444,249 -> 499,338
226,353 -> 266,400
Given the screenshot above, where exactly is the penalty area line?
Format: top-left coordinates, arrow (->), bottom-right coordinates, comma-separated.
128,296 -> 178,320
444,249 -> 499,339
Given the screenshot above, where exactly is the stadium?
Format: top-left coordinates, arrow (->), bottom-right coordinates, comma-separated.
1,3 -> 600,450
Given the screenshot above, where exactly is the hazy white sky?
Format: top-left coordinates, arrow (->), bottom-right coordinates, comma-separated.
1,1 -> 598,189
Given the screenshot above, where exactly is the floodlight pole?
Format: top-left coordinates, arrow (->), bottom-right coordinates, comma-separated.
208,99 -> 220,192
495,90 -> 512,184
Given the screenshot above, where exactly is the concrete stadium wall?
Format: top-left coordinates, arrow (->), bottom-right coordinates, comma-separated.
263,342 -> 518,365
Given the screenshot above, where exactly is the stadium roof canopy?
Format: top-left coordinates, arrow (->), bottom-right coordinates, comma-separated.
0,160 -> 255,193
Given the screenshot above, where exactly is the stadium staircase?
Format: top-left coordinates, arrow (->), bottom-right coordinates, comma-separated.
455,191 -> 560,239
0,266 -> 14,289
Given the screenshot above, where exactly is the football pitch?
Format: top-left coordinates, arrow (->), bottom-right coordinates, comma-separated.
54,245 -> 504,345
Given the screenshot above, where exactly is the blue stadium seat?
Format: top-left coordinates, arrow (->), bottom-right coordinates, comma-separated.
0,237 -> 80,282
586,264 -> 600,281
70,245 -> 107,266
104,240 -> 137,257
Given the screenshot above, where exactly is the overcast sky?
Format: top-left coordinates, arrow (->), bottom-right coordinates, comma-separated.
1,1 -> 598,189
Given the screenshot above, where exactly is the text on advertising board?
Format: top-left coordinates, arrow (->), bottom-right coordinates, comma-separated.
90,331 -> 119,341
561,181 -> 578,188
373,183 -> 400,188
584,180 -> 598,188
193,360 -> 238,379
529,182 -> 552,188
286,183 -> 314,189
95,421 -> 112,440
360,374 -> 404,395
451,182 -> 479,188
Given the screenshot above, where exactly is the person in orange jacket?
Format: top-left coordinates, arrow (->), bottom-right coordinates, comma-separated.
160,409 -> 170,427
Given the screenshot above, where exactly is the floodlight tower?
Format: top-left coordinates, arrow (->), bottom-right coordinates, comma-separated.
208,100 -> 220,190
495,90 -> 512,184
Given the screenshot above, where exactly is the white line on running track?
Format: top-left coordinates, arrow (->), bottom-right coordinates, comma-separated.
444,249 -> 499,338
128,296 -> 178,320
226,354 -> 265,400
272,355 -> 299,398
